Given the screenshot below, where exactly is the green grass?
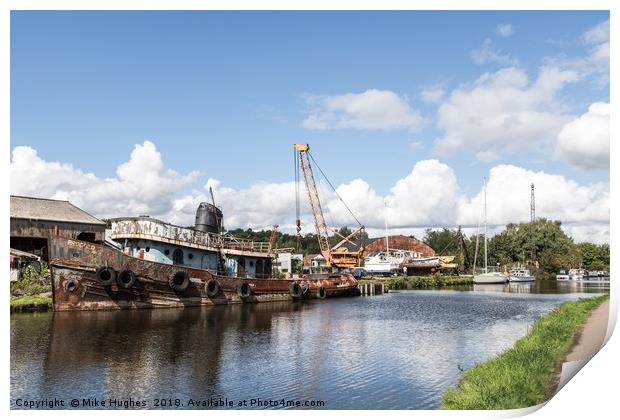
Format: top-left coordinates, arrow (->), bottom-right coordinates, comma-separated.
10,295 -> 53,312
441,294 -> 609,410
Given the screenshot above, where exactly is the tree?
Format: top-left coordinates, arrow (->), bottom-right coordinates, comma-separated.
424,228 -> 460,255
577,243 -> 600,268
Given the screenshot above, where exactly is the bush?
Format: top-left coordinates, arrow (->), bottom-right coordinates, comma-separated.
10,262 -> 51,296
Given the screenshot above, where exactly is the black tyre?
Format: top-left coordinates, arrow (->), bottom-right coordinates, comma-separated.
117,270 -> 136,288
317,286 -> 327,299
289,282 -> 303,299
237,283 -> 252,298
169,271 -> 190,292
205,279 -> 220,298
96,266 -> 117,286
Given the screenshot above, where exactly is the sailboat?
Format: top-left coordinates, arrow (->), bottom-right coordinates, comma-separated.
363,200 -> 413,276
473,178 -> 508,284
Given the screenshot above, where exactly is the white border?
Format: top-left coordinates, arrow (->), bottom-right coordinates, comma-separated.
2,2 -> 616,420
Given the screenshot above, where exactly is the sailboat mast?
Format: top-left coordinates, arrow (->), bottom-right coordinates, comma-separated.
384,199 -> 390,254
483,178 -> 488,273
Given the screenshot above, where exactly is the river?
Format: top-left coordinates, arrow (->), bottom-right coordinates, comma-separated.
10,280 -> 608,409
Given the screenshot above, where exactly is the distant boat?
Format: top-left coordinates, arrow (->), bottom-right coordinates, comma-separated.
475,271 -> 509,284
473,178 -> 507,285
365,250 -> 416,276
401,256 -> 441,269
364,201 -> 416,276
508,265 -> 535,282
556,269 -> 570,281
569,268 -> 588,281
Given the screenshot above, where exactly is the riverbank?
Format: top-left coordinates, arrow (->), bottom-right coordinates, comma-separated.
441,293 -> 609,410
10,295 -> 52,313
360,275 -> 473,290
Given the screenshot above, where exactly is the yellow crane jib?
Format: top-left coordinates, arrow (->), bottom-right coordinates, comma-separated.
293,142 -> 365,269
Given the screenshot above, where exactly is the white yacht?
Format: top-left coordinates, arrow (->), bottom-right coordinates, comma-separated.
508,265 -> 535,282
569,268 -> 588,281
364,250 -> 415,276
473,178 -> 508,285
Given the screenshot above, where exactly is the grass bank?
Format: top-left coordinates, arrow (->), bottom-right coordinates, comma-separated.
360,275 -> 473,290
441,293 -> 609,410
10,295 -> 53,313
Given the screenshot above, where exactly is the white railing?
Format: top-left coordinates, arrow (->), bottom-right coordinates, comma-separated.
111,218 -> 272,254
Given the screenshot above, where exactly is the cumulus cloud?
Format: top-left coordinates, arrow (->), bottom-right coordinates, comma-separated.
471,38 -> 519,66
302,89 -> 424,131
434,66 -> 577,158
555,102 -> 609,170
10,141 -> 199,218
10,144 -> 609,243
456,165 -> 609,232
496,24 -> 514,37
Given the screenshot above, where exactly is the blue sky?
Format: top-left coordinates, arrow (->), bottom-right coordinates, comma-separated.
10,11 -> 610,242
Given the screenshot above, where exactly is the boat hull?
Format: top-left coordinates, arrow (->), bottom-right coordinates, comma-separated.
49,236 -> 359,311
508,276 -> 535,282
473,273 -> 507,284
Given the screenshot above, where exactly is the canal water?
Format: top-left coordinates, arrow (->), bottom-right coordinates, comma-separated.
11,281 -> 608,410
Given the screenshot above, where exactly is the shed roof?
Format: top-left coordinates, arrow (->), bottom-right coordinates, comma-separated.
10,195 -> 106,226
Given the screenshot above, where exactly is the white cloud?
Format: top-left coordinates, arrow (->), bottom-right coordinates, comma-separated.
10,144 -> 609,244
420,85 -> 446,103
496,24 -> 514,37
10,141 -> 199,218
555,102 -> 610,170
471,38 -> 519,66
583,19 -> 609,45
302,89 -> 423,131
456,165 -> 609,241
544,19 -> 609,86
434,66 -> 578,159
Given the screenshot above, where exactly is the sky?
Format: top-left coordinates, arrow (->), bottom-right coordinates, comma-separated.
9,11 -> 610,243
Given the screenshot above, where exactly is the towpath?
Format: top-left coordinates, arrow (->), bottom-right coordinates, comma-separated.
565,299 -> 609,362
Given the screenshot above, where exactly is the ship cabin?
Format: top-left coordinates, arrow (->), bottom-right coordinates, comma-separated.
109,203 -> 274,279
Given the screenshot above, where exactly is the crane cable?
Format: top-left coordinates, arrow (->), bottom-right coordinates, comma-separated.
308,151 -> 363,228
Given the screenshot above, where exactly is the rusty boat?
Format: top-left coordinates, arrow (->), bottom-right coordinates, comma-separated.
49,202 -> 359,311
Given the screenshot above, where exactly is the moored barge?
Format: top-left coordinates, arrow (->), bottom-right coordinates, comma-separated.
49,202 -> 358,311
50,236 -> 358,311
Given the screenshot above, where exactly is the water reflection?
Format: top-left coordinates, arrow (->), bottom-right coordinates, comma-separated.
11,285 -> 608,410
471,280 -> 610,294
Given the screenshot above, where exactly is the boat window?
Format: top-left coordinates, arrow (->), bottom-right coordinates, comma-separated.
188,253 -> 194,260
164,249 -> 170,256
173,248 -> 184,264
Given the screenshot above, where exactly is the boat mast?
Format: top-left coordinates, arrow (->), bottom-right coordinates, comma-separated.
483,177 -> 488,273
384,199 -> 390,254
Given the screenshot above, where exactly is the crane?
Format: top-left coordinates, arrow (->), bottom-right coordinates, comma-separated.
294,143 -> 365,269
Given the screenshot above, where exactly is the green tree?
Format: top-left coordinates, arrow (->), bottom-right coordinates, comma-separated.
424,228 -> 460,255
577,242 -> 600,268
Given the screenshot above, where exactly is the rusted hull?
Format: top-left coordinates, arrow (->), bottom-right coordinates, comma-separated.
49,236 -> 358,311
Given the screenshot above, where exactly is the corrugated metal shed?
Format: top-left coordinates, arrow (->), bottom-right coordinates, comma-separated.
10,196 -> 105,226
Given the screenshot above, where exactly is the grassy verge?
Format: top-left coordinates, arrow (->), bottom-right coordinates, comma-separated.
441,294 -> 609,410
359,275 -> 473,290
10,295 -> 53,313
